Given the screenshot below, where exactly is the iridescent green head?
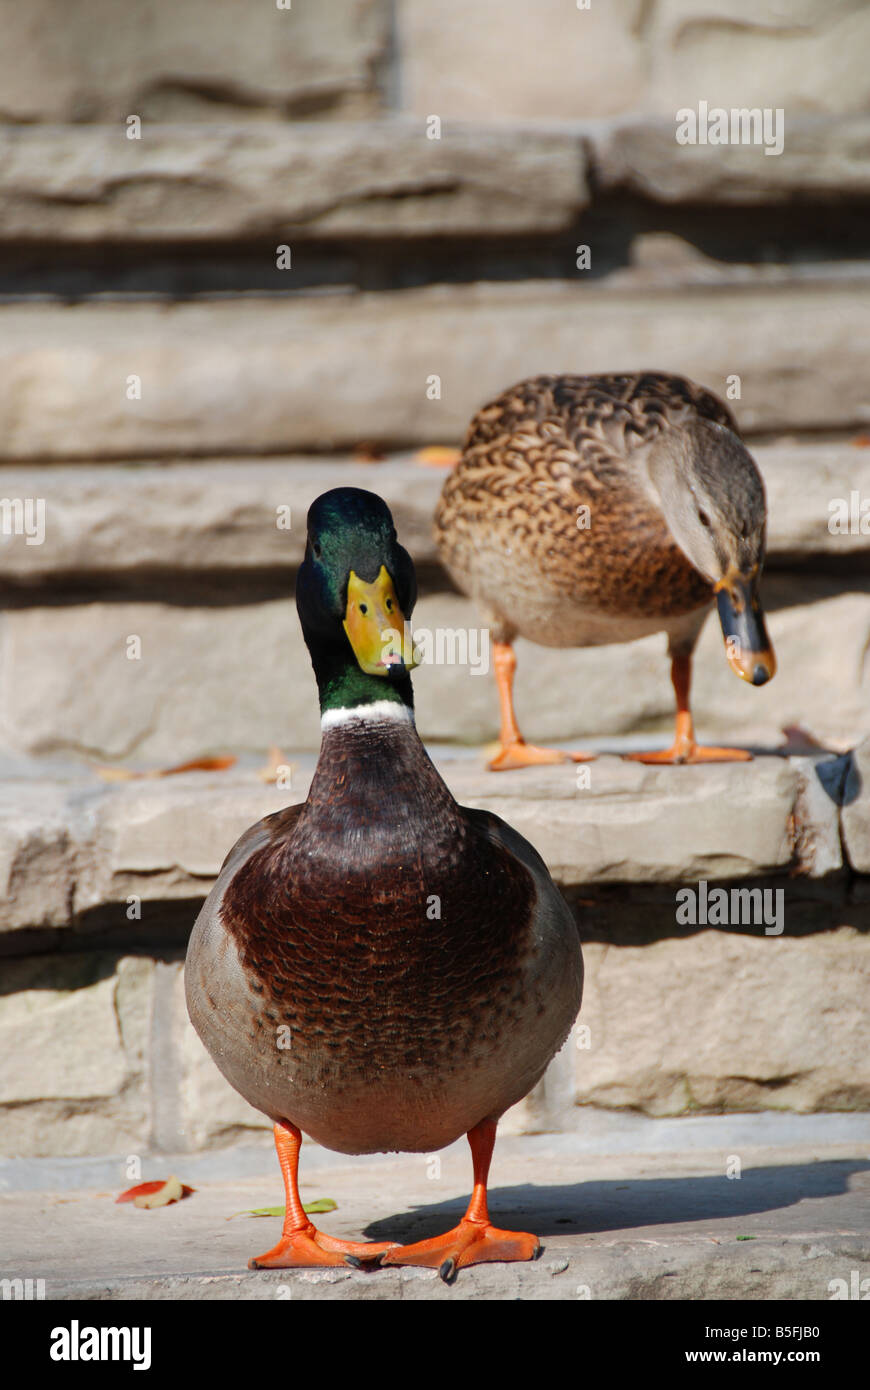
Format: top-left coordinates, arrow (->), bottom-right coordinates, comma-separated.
296,488 -> 418,714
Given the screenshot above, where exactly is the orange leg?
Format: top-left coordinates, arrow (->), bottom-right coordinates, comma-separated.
380,1118 -> 540,1282
489,641 -> 595,771
249,1122 -> 397,1269
624,652 -> 752,764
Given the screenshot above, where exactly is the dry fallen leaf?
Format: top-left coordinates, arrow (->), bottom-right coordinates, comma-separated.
156,756 -> 237,776
352,443 -> 387,463
851,434 -> 870,448
95,756 -> 236,782
414,446 -> 461,468
116,1177 -> 194,1207
227,1198 -> 338,1220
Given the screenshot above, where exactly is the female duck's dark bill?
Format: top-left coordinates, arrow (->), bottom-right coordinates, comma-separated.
343,565 -> 418,676
715,575 -> 776,686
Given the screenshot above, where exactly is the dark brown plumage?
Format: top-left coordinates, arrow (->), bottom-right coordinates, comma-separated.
220,720 -> 536,1082
188,711 -> 577,1158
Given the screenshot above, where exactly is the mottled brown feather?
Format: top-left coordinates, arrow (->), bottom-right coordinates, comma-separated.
435,372 -> 737,634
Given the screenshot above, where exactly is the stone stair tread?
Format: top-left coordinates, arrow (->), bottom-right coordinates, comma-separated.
0,282 -> 868,460
1,1127 -> 867,1300
0,748 -> 857,936
0,441 -> 868,586
2,117 -> 869,247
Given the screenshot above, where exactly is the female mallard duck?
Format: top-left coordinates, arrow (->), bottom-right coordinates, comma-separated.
434,372 -> 776,769
185,487 -> 583,1277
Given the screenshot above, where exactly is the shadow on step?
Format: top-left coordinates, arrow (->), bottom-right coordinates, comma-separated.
362,1158 -> 870,1244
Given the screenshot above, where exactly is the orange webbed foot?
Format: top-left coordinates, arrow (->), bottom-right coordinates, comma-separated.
249,1222 -> 397,1269
379,1217 -> 540,1281
488,742 -> 596,771
623,742 -> 752,765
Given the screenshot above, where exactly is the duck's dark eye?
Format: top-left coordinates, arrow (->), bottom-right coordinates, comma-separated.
359,603 -> 368,615
312,542 -> 322,559
698,509 -> 711,528
386,597 -> 393,611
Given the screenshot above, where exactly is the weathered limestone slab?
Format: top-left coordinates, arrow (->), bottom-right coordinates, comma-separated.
577,928 -> 870,1115
447,756 -> 799,888
0,283 -> 868,460
761,442 -> 870,562
0,954 -> 152,1156
0,457 -> 441,582
400,0 -> 870,124
75,777 -> 292,921
594,115 -> 870,204
0,1 -> 389,123
791,756 -> 846,882
0,123 -> 587,242
0,440 -> 867,586
2,115 -> 867,247
1,577 -> 867,764
3,926 -> 868,1156
0,782 -> 79,929
0,746 -> 851,943
398,0 -> 645,121
0,598 -> 316,763
0,747 -> 865,1152
5,0 -> 865,132
644,1 -> 870,121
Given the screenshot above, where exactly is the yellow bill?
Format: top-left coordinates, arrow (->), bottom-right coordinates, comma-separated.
343,566 -> 418,675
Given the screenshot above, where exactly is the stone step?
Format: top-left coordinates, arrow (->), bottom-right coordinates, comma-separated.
0,752 -> 867,1154
0,750 -> 858,939
2,117 -> 869,246
2,925 -> 866,1156
0,282 -> 868,459
0,1 -> 389,124
1,573 -> 868,760
0,122 -> 587,243
5,0 -> 870,138
401,1 -> 870,131
595,114 -> 870,204
0,442 -> 867,587
2,1128 -> 868,1299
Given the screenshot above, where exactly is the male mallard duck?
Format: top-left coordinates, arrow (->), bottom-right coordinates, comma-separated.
185,488 -> 583,1276
434,372 -> 776,769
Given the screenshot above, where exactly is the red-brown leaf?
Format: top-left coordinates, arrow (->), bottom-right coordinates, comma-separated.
116,1178 -> 195,1206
